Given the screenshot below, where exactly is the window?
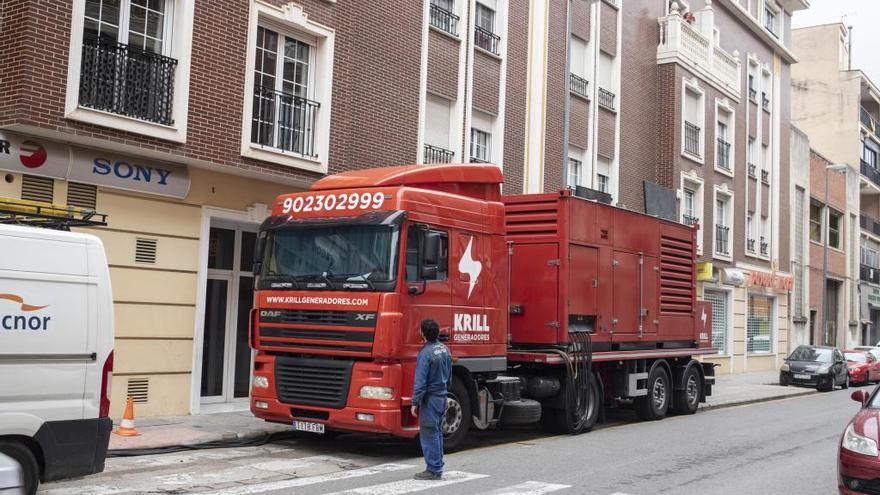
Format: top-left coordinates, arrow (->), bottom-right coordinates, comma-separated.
84,0 -> 171,54
429,0 -> 459,36
716,118 -> 731,172
748,138 -> 756,177
424,94 -> 454,163
683,85 -> 703,159
596,157 -> 611,196
474,2 -> 500,55
829,209 -> 842,249
597,174 -> 609,193
863,142 -> 879,169
683,188 -> 697,224
470,128 -> 491,162
747,213 -> 755,252
568,157 -> 584,187
704,290 -> 729,354
250,26 -> 319,159
747,294 -> 773,353
793,187 -> 806,319
809,202 -> 822,242
715,194 -> 731,256
406,227 -> 448,281
748,74 -> 757,101
681,177 -> 703,252
761,144 -> 770,183
764,4 -> 778,37
862,244 -> 879,268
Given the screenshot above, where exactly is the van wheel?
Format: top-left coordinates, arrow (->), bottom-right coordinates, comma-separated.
635,365 -> 670,421
0,441 -> 39,495
441,379 -> 471,452
672,366 -> 701,415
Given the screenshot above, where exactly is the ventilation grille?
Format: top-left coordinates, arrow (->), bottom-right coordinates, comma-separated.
126,378 -> 149,404
20,175 -> 55,203
67,182 -> 98,210
135,238 -> 158,264
659,234 -> 695,315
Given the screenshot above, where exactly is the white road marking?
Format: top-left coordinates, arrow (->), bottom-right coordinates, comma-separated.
477,481 -> 571,495
325,470 -> 489,495
249,455 -> 351,473
193,463 -> 414,495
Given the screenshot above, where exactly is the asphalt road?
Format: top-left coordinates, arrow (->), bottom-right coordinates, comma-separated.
40,384 -> 871,495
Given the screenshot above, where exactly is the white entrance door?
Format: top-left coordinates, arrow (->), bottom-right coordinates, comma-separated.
200,223 -> 258,405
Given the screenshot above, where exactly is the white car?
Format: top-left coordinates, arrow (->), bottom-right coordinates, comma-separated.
0,224 -> 114,494
0,454 -> 23,495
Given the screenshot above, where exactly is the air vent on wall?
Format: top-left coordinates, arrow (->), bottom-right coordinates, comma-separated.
67,182 -> 98,210
126,378 -> 149,404
135,238 -> 158,264
20,175 -> 55,204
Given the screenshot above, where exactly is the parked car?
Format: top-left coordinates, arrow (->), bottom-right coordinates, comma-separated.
854,347 -> 880,381
839,388 -> 880,494
780,345 -> 849,391
0,454 -> 23,495
845,349 -> 880,385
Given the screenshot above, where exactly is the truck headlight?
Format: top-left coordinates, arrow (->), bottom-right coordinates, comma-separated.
781,363 -> 790,372
359,386 -> 394,400
252,376 -> 269,389
842,423 -> 879,457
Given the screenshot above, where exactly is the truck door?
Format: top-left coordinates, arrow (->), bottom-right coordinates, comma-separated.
404,225 -> 452,348
509,243 -> 559,345
612,251 -> 659,343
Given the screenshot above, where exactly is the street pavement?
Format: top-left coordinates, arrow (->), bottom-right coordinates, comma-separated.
40,383 -> 869,495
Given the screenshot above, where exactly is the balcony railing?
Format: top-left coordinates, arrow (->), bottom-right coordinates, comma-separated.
747,238 -> 756,252
748,87 -> 757,102
424,144 -> 454,164
429,3 -> 459,36
78,37 -> 178,126
715,225 -> 730,255
861,107 -> 880,141
251,86 -> 320,158
474,26 -> 500,55
657,12 -> 741,97
598,88 -> 615,111
570,73 -> 589,99
760,237 -> 768,256
762,92 -> 770,112
716,138 -> 731,170
748,163 -> 757,178
682,214 -> 699,226
861,214 -> 880,238
761,169 -> 770,184
861,159 -> 880,189
861,264 -> 880,285
684,121 -> 701,157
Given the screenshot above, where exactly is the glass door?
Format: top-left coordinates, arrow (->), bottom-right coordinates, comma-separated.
201,224 -> 257,404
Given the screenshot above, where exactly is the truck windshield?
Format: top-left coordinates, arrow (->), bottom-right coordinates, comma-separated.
260,225 -> 399,291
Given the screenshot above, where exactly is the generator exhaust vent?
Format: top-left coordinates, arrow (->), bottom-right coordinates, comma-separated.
135,238 -> 158,264
66,182 -> 98,210
126,378 -> 149,404
21,175 -> 55,204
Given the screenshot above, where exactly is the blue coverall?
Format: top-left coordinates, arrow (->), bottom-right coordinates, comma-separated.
412,341 -> 453,475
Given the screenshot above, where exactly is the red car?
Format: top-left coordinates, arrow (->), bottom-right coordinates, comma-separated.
845,350 -> 880,386
839,389 -> 880,494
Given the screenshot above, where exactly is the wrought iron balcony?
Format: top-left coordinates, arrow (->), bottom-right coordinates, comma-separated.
684,121 -> 700,157
748,163 -> 757,178
715,224 -> 730,255
862,159 -> 880,189
429,3 -> 459,36
761,169 -> 770,184
760,236 -> 768,256
251,86 -> 320,158
747,238 -> 756,252
861,264 -> 880,284
570,73 -> 589,99
861,214 -> 880,238
474,26 -> 500,55
762,92 -> 770,112
682,214 -> 699,226
861,107 -> 880,141
749,87 -> 757,102
598,88 -> 616,111
424,144 -> 454,164
78,36 -> 178,125
716,138 -> 731,171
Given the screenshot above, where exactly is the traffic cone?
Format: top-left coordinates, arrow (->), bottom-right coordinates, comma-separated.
114,396 -> 140,436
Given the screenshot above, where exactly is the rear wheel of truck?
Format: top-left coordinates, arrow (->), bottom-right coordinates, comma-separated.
672,366 -> 701,415
0,440 -> 39,495
441,379 -> 471,452
635,365 -> 670,421
541,370 -> 600,434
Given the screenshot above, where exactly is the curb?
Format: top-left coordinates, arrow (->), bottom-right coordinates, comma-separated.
699,389 -> 817,411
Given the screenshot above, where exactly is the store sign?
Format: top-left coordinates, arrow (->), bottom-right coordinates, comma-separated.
747,269 -> 793,291
0,132 -> 190,199
722,269 -> 745,286
696,262 -> 713,281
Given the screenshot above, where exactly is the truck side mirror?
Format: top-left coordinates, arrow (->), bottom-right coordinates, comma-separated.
252,231 -> 267,276
419,231 -> 442,279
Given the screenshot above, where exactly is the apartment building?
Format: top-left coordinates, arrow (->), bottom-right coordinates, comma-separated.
791,23 -> 875,346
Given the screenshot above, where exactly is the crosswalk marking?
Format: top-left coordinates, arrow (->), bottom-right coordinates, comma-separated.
194,462 -> 414,495
324,470 -> 489,495
477,481 -> 571,495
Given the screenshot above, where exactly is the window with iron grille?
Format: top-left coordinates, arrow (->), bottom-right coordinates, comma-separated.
704,290 -> 728,354
474,3 -> 500,55
79,0 -> 177,125
567,157 -> 583,187
715,195 -> 730,256
21,175 -> 55,204
470,128 -> 491,162
746,213 -> 755,252
429,0 -> 459,36
747,294 -> 773,353
250,26 -> 319,158
716,120 -> 731,171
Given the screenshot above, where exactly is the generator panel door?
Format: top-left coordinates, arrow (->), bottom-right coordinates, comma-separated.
509,243 -> 560,345
568,245 -> 599,322
612,251 -> 641,340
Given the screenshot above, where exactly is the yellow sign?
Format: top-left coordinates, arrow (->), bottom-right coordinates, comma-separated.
696,262 -> 713,281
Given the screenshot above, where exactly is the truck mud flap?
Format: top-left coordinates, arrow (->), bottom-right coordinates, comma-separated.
701,362 -> 717,400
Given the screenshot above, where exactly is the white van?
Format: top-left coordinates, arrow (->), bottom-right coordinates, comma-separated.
0,224 -> 114,494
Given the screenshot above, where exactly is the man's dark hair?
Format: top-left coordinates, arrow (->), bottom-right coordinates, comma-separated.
420,319 -> 440,342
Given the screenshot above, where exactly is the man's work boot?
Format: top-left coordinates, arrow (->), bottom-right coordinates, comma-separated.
413,470 -> 442,480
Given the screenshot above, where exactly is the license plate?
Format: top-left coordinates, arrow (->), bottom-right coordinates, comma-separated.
293,421 -> 325,434
794,374 -> 810,380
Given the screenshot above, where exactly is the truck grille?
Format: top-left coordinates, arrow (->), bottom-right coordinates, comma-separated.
274,356 -> 353,408
259,309 -> 377,327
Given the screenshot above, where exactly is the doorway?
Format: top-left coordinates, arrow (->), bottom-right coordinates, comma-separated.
200,223 -> 257,406
825,280 -> 840,347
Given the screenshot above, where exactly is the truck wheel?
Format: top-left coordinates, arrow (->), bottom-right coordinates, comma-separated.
635,365 -> 670,421
499,399 -> 542,427
0,440 -> 39,495
672,366 -> 701,415
540,371 -> 600,434
441,379 -> 471,451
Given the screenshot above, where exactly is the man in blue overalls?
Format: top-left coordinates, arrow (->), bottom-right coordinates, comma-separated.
410,319 -> 452,480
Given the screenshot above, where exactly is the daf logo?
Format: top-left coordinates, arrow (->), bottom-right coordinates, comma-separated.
260,310 -> 282,318
354,313 -> 376,321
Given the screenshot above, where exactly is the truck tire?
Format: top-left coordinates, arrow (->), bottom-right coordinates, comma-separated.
672,366 -> 701,415
540,371 -> 600,434
441,379 -> 471,452
0,440 -> 39,495
499,399 -> 542,427
635,365 -> 670,421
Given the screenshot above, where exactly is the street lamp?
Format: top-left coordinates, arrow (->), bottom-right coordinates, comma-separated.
822,163 -> 848,347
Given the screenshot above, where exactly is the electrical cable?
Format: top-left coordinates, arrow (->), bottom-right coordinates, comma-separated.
107,431 -> 301,458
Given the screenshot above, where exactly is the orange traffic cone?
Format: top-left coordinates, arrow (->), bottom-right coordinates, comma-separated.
114,396 -> 140,436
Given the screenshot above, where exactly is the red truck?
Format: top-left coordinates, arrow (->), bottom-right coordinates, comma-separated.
249,163 -> 716,449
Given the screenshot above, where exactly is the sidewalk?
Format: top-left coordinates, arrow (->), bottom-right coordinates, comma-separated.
109,370 -> 810,451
